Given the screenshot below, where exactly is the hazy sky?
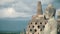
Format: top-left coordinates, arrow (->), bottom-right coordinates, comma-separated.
0,0 -> 60,31
0,0 -> 60,19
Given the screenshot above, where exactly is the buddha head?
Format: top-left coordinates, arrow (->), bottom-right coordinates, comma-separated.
44,4 -> 56,19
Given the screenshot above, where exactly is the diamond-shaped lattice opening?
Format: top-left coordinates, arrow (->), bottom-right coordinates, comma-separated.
37,25 -> 40,29
31,22 -> 32,24
32,25 -> 34,28
40,22 -> 42,24
35,22 -> 37,25
30,29 -> 32,32
40,28 -> 42,31
34,29 -> 37,32
43,25 -> 45,28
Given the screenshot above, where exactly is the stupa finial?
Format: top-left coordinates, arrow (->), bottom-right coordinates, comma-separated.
37,1 -> 43,15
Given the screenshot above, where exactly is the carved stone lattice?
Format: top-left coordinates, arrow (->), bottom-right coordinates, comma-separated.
26,15 -> 48,34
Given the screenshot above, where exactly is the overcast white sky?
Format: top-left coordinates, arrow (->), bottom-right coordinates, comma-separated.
0,0 -> 60,18
0,0 -> 60,31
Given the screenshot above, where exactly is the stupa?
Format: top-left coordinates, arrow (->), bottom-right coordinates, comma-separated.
26,1 -> 47,34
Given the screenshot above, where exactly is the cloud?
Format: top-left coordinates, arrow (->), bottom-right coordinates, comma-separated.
55,9 -> 60,19
0,8 -> 32,18
13,1 -> 32,12
0,8 -> 16,18
0,0 -> 55,18
0,0 -> 16,9
56,9 -> 60,15
0,0 -> 15,4
0,0 -> 33,18
38,0 -> 53,4
56,9 -> 60,11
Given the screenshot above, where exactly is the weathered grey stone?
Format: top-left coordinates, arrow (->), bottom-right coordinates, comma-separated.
44,4 -> 57,34
37,1 -> 43,15
56,11 -> 60,34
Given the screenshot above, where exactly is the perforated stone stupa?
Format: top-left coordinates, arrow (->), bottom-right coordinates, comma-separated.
26,1 -> 48,34
26,1 -> 57,34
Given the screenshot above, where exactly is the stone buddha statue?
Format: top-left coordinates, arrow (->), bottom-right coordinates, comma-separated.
44,4 -> 57,34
